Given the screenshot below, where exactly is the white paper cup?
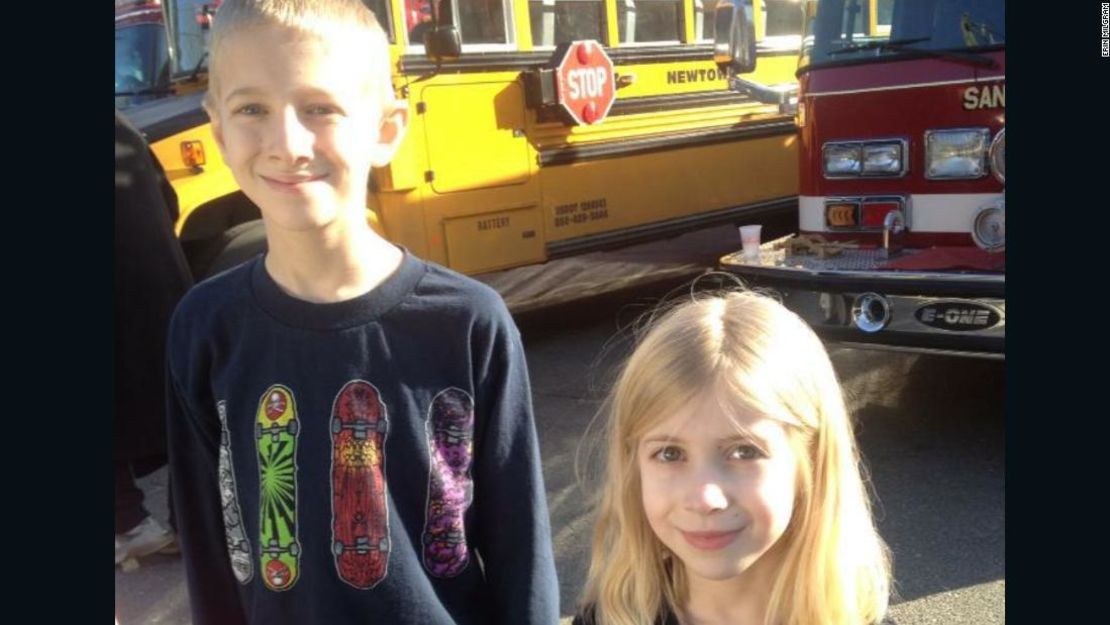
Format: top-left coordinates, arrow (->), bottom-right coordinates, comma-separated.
739,224 -> 762,261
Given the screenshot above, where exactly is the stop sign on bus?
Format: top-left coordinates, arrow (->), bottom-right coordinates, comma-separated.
554,40 -> 616,125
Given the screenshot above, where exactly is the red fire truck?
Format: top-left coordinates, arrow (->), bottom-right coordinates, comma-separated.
717,0 -> 1004,358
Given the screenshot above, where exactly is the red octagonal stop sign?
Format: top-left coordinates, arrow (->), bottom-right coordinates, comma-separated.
554,40 -> 616,126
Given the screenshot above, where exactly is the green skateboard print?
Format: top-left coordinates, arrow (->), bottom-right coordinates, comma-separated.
255,385 -> 301,591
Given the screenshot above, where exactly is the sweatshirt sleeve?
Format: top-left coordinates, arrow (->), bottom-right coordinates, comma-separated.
470,308 -> 560,625
166,357 -> 248,625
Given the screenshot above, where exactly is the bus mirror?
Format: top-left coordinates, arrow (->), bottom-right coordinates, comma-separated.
424,25 -> 462,63
713,1 -> 757,75
424,0 -> 461,63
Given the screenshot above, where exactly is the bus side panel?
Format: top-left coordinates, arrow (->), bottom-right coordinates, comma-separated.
540,132 -> 798,242
412,75 -> 543,270
443,206 -> 546,274
376,189 -> 429,258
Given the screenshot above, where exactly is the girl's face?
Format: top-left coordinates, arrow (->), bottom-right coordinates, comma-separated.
638,391 -> 798,585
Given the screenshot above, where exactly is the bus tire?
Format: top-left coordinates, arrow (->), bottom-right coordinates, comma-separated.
204,219 -> 268,279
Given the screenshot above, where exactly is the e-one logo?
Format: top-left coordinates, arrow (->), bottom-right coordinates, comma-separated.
921,309 -> 988,325
915,302 -> 1001,331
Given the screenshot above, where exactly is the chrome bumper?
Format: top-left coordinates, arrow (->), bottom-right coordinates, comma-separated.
718,243 -> 1005,358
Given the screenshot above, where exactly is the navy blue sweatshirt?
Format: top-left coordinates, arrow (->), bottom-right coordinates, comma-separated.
166,251 -> 559,625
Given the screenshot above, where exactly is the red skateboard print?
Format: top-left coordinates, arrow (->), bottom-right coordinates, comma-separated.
422,387 -> 474,578
330,380 -> 390,588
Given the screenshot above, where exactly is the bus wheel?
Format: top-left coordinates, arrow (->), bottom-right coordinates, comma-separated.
204,220 -> 268,279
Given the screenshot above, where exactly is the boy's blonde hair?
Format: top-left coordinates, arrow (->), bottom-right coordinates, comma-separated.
582,290 -> 891,625
205,0 -> 394,108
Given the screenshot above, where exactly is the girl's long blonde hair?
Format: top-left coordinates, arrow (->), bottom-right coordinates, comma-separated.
581,290 -> 891,625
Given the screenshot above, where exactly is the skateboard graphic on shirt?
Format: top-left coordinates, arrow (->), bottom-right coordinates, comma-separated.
422,387 -> 475,578
217,401 -> 253,584
330,380 -> 390,588
255,385 -> 301,591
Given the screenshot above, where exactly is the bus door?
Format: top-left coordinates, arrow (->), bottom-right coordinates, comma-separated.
386,1 -> 543,275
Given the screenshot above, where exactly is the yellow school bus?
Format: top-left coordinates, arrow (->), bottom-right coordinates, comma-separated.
125,0 -> 802,278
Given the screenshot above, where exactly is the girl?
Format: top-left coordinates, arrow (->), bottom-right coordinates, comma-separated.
574,291 -> 891,625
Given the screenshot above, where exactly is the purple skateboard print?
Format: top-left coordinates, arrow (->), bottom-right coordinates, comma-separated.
422,387 -> 475,578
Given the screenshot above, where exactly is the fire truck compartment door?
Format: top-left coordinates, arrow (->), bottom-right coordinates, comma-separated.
421,81 -> 530,194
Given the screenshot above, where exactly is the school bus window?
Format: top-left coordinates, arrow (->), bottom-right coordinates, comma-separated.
764,0 -> 801,37
403,0 -> 433,45
876,0 -> 893,35
361,0 -> 395,42
617,0 -> 683,45
529,0 -> 605,48
694,0 -> 722,42
456,0 -> 514,46
761,0 -> 803,50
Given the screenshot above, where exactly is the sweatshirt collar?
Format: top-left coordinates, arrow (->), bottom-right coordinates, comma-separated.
250,247 -> 424,330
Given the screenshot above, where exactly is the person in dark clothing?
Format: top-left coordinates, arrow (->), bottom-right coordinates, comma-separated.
166,2 -> 558,624
115,108 -> 194,565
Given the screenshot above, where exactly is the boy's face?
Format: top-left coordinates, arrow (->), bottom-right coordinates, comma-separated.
205,25 -> 406,234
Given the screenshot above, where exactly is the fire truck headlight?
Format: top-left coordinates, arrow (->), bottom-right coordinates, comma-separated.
925,128 -> 990,179
862,142 -> 905,175
823,143 -> 861,177
989,128 -> 1005,184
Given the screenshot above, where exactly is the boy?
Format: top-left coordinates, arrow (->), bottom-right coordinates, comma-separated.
166,2 -> 559,624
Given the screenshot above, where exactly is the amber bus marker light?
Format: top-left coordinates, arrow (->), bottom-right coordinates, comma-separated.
181,140 -> 206,169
